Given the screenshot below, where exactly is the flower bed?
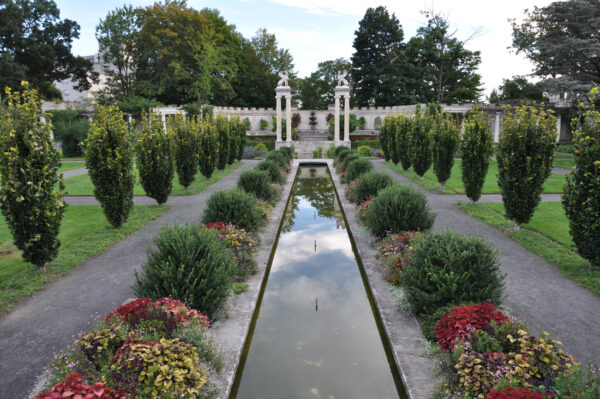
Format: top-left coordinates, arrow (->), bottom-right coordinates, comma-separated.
35,298 -> 220,399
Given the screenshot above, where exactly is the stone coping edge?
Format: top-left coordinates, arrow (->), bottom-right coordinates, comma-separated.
211,161 -> 299,399
327,160 -> 436,399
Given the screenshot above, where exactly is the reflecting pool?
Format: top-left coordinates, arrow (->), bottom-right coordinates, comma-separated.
231,165 -> 404,399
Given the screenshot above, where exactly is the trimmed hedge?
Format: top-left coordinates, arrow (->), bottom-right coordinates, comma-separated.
201,188 -> 264,232
365,184 -> 435,238
345,157 -> 373,182
354,170 -> 393,204
401,231 -> 504,317
237,169 -> 277,202
133,224 -> 234,319
256,160 -> 284,184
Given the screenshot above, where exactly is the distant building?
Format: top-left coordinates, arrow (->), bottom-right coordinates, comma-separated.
54,52 -> 108,104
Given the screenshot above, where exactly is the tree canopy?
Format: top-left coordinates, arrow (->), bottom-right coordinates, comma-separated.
488,76 -> 546,104
298,58 -> 352,109
0,0 -> 96,99
511,0 -> 600,103
405,13 -> 482,104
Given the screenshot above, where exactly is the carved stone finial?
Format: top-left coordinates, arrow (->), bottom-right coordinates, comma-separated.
277,71 -> 289,87
337,70 -> 348,87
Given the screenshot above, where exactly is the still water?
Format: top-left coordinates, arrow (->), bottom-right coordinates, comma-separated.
231,165 -> 403,399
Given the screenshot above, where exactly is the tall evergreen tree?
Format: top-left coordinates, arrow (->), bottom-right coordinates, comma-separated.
511,0 -> 600,102
351,6 -> 410,106
406,13 -> 482,104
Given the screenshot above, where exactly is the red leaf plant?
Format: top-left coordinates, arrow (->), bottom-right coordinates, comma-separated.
434,302 -> 509,351
105,297 -> 210,329
487,386 -> 554,399
35,373 -> 133,399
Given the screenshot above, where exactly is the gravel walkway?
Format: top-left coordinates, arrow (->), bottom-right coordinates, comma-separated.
62,167 -> 88,178
372,159 -> 600,365
0,160 -> 257,399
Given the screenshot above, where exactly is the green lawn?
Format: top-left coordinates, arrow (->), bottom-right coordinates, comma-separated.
553,158 -> 575,170
62,162 -> 242,196
385,160 -> 566,194
60,157 -> 84,161
58,162 -> 86,172
459,202 -> 599,297
0,205 -> 168,312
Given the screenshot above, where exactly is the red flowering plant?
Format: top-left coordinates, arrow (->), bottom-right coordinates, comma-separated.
357,199 -> 372,223
487,386 -> 554,399
201,221 -> 258,280
35,373 -> 133,399
434,302 -> 509,351
376,231 -> 421,285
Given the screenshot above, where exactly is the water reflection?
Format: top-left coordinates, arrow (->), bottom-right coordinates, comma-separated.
233,166 -> 400,399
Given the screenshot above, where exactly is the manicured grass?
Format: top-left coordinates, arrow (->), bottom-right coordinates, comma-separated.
553,158 -> 575,170
58,162 -> 86,172
0,205 -> 168,312
63,162 -> 242,196
459,202 -> 600,297
60,157 -> 84,161
385,160 -> 566,194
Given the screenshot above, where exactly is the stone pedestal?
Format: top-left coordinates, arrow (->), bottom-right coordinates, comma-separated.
275,86 -> 292,143
334,85 -> 351,143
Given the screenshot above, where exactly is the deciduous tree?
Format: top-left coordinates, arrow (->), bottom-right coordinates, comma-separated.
0,0 -> 96,99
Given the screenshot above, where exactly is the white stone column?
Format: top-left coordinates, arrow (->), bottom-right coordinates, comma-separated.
161,113 -> 167,131
556,114 -> 562,142
334,95 -> 340,142
276,95 -> 282,142
344,95 -> 350,142
286,95 -> 292,142
494,113 -> 501,143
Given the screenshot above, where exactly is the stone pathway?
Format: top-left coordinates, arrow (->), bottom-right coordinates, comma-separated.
0,161 -> 257,399
62,167 -> 88,178
372,159 -> 600,365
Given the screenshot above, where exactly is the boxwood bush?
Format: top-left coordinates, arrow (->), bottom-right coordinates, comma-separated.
256,159 -> 284,184
342,154 -> 359,172
335,147 -> 352,165
345,157 -> 373,182
201,188 -> 264,232
133,224 -> 234,320
365,184 -> 435,238
354,170 -> 393,204
237,169 -> 277,202
334,145 -> 350,158
278,146 -> 293,163
266,151 -> 287,170
401,231 -> 504,317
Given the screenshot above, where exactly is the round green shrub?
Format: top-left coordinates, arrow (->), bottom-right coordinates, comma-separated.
256,160 -> 284,184
354,170 -> 393,204
133,225 -> 234,320
266,151 -> 287,170
277,146 -> 293,163
345,157 -> 373,182
201,188 -> 264,232
401,231 -> 504,317
336,148 -> 352,163
365,184 -> 435,238
237,169 -> 277,202
334,145 -> 350,158
357,145 -> 372,157
342,154 -> 359,172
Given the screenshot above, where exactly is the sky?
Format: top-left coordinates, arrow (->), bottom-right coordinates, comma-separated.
55,0 -> 555,99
